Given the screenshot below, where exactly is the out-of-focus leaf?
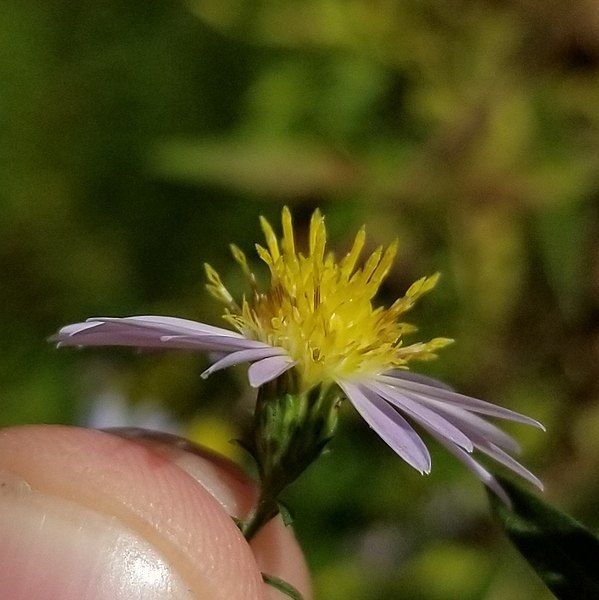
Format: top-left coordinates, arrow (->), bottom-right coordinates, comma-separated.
189,0 -> 398,52
489,476 -> 599,600
152,138 -> 358,197
533,203 -> 590,320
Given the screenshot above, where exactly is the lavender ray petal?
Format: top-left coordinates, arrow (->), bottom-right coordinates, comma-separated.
54,313 -> 260,352
473,440 -> 543,490
159,334 -> 269,350
55,321 -> 257,353
427,428 -> 511,506
375,375 -> 545,430
403,395 -> 522,454
367,381 -> 473,452
88,316 -> 243,338
56,321 -> 104,337
338,380 -> 431,474
201,347 -> 287,379
248,355 -> 296,388
55,323 -> 175,348
382,370 -> 454,391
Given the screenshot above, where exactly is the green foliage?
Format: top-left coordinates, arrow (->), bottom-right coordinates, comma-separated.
489,477 -> 599,599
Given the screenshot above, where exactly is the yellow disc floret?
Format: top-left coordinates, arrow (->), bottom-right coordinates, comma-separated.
205,208 -> 452,390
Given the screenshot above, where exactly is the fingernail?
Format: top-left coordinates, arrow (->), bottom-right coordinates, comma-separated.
106,427 -> 256,517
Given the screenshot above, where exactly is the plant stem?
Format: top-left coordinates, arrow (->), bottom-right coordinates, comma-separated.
241,493 -> 280,540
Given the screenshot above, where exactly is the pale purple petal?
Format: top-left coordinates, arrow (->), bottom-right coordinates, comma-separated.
159,335 -> 268,351
406,395 -> 521,454
57,327 -> 253,352
98,316 -> 243,338
471,439 -> 543,490
375,374 -> 545,430
57,315 -> 242,342
201,347 -> 287,379
382,370 -> 454,391
248,355 -> 296,388
56,324 -> 179,348
427,428 -> 511,505
372,381 -> 541,492
53,316 -> 264,352
57,322 -> 104,337
338,380 -> 431,474
367,381 -> 473,452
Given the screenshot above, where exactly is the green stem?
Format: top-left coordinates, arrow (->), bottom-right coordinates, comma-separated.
241,493 -> 280,540
240,382 -> 340,540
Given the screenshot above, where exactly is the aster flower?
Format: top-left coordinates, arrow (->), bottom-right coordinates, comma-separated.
55,208 -> 543,513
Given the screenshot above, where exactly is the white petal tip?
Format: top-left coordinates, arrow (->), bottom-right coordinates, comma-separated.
462,441 -> 474,453
200,370 -> 211,380
527,418 -> 546,431
418,463 -> 432,475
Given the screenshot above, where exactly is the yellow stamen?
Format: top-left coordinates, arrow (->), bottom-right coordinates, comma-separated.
206,208 -> 452,390
340,227 -> 366,280
281,206 -> 296,258
259,216 -> 280,262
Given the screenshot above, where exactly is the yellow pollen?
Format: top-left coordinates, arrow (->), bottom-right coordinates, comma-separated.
205,207 -> 452,390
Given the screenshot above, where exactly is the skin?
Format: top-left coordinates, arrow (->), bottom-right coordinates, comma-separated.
0,425 -> 312,600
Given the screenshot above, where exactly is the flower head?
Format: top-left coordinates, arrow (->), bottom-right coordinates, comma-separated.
206,207 -> 451,390
55,208 -> 544,503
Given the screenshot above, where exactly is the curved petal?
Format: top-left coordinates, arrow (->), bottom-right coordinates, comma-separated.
338,381 -> 431,474
159,335 -> 268,351
96,316 -> 243,338
380,384 -> 541,491
375,375 -> 545,430
248,355 -> 296,388
471,439 -> 543,490
53,317 -> 261,352
368,381 -> 473,452
405,395 -> 521,455
55,322 -> 184,348
56,322 -> 105,337
382,370 -> 454,392
201,347 -> 286,379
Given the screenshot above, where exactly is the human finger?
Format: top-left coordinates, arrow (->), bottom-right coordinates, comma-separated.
0,425 -> 266,599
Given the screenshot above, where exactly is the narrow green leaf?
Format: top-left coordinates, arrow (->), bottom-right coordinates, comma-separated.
488,476 -> 599,600
262,573 -> 304,600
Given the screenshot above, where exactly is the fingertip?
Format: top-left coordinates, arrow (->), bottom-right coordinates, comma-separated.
0,425 -> 266,599
111,428 -> 312,599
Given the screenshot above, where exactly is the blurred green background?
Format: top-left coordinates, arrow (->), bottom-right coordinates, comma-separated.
2,1 -> 599,598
